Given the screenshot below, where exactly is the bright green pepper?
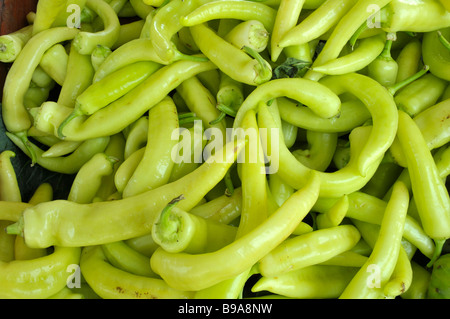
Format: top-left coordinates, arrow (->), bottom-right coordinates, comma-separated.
7,139 -> 245,248
150,172 -> 320,291
304,0 -> 393,81
314,191 -> 436,260
278,0 -> 358,48
277,97 -> 371,133
224,19 -> 269,53
395,39 -> 422,83
340,181 -> 409,299
427,253 -> 450,299
32,0 -> 68,35
252,265 -> 359,299
312,34 -> 386,76
292,130 -> 338,172
93,38 -> 168,82
67,153 -> 117,203
380,0 -> 450,33
101,240 -> 157,278
6,132 -> 110,174
397,110 -> 450,243
269,0 -> 305,62
151,196 -> 238,254
189,187 -> 242,225
58,61 -> 162,138
59,58 -> 216,141
40,43 -> 68,86
0,246 -> 81,299
401,261 -> 431,299
180,0 -> 277,33
368,37 -> 398,87
189,23 -> 272,87
258,225 -> 361,277
80,245 -> 194,299
422,27 -> 450,81
2,26 -> 79,162
0,151 -> 22,203
72,0 -> 121,55
122,97 -> 179,197
57,42 -> 95,109
0,25 -> 33,63
394,73 -> 448,117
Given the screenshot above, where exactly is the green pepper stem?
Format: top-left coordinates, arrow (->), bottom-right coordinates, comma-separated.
437,31 -> 450,51
15,131 -> 37,165
427,239 -> 446,268
155,195 -> 185,243
209,112 -> 226,125
349,21 -> 369,49
5,217 -> 23,236
57,108 -> 83,138
217,104 -> 237,117
224,167 -> 235,196
178,112 -> 197,120
179,115 -> 202,126
380,37 -> 394,59
242,45 -> 272,83
387,65 -> 429,96
174,51 -> 210,63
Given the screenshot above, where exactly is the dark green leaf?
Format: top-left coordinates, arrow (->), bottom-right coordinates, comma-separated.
272,57 -> 311,79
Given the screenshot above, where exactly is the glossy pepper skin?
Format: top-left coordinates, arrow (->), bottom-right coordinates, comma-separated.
0,246 -> 81,299
8,139 -> 245,248
150,172 -> 320,291
422,27 -> 450,81
340,181 -> 410,299
427,254 -> 450,299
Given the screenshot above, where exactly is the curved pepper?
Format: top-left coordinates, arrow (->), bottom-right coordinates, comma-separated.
150,172 -> 320,291
304,0 -> 393,81
80,246 -> 194,299
252,265 -> 359,299
340,181 -> 409,299
180,0 -> 277,32
0,25 -> 33,63
258,225 -> 361,277
122,97 -> 179,197
57,42 -> 95,109
7,139 -> 245,248
151,196 -> 238,254
0,151 -> 22,202
233,77 -> 341,129
319,73 -> 398,176
72,0 -> 121,55
422,27 -> 450,81
6,133 -> 110,175
312,34 -> 386,75
101,241 -> 157,278
68,153 -> 117,203
58,60 -> 162,138
59,58 -> 216,141
0,246 -> 81,299
380,0 -> 450,33
2,26 -> 79,162
277,97 -> 371,133
189,23 -> 272,86
397,110 -> 450,244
